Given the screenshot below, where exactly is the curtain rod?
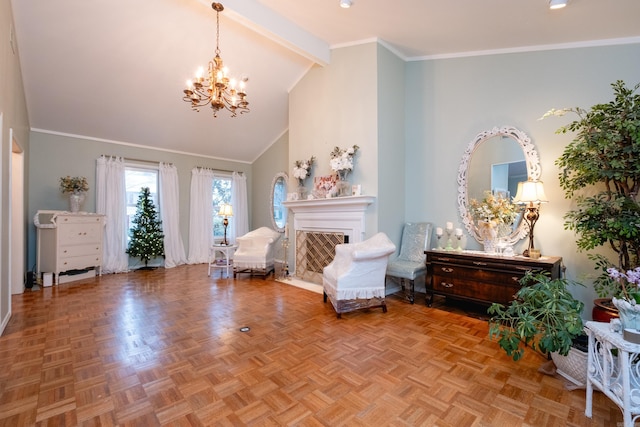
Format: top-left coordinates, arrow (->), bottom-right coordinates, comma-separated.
101,155 -> 172,166
195,166 -> 237,174
102,155 -> 238,174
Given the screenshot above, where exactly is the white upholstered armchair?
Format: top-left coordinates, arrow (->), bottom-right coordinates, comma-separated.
323,232 -> 396,318
233,227 -> 281,278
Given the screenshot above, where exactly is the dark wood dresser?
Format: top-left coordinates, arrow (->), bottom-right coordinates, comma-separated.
425,250 -> 562,307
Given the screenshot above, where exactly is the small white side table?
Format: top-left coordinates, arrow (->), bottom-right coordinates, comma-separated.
208,244 -> 238,278
585,321 -> 640,427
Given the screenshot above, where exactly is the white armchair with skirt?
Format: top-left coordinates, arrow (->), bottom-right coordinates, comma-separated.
323,232 -> 396,318
233,227 -> 281,278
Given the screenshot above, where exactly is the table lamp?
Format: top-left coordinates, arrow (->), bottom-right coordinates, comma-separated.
513,179 -> 548,257
218,203 -> 233,245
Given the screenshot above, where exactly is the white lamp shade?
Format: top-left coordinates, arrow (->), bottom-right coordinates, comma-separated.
218,203 -> 233,217
513,180 -> 548,204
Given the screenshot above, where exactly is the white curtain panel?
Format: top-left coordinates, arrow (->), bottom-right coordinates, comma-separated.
96,156 -> 128,274
187,167 -> 214,264
232,171 -> 249,242
159,162 -> 187,268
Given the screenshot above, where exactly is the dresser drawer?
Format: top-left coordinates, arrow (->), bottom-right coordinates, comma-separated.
60,254 -> 102,271
58,223 -> 103,245
60,244 -> 101,258
432,274 -> 520,305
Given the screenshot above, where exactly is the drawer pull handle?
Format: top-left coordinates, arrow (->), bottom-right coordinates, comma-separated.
441,267 -> 453,273
473,261 -> 487,266
440,282 -> 454,288
512,276 -> 520,282
437,258 -> 451,262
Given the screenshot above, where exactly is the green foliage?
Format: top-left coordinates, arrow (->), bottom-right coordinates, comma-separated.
550,80 -> 640,296
126,187 -> 165,267
488,272 -> 584,361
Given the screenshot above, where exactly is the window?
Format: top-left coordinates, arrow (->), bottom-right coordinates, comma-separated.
213,177 -> 232,240
125,166 -> 159,242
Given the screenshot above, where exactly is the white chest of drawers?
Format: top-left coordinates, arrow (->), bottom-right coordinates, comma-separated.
35,210 -> 105,284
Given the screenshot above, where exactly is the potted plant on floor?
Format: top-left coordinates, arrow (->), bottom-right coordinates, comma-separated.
542,80 -> 640,318
488,271 -> 587,385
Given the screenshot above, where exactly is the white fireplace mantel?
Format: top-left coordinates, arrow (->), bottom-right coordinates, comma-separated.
283,195 -> 376,243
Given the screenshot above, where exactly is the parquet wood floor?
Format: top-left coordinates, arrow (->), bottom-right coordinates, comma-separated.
0,265 -> 623,426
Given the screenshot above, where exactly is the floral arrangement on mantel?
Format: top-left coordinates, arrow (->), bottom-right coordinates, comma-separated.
293,156 -> 315,186
468,191 -> 519,236
59,176 -> 89,194
329,145 -> 359,179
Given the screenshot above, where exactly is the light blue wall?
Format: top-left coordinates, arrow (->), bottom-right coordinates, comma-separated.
27,131 -> 252,268
251,130 -> 289,231
377,43 -> 406,245
405,43 -> 640,312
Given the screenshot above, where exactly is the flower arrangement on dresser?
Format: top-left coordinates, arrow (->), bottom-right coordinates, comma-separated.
59,176 -> 89,194
60,176 -> 89,212
468,190 -> 519,251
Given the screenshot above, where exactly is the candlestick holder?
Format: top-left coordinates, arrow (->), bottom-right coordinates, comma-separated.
455,234 -> 463,251
435,233 -> 443,250
445,229 -> 454,251
280,237 -> 290,280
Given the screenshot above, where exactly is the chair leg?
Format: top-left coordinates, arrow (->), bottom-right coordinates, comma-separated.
323,292 -> 327,303
382,301 -> 387,313
409,280 -> 415,304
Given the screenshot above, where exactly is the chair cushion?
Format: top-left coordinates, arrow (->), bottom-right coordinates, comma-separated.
386,257 -> 426,281
398,222 -> 432,262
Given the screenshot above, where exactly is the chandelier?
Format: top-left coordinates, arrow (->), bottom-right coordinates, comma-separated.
182,2 -> 249,118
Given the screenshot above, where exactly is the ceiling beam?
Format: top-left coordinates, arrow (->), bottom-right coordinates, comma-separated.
204,0 -> 331,66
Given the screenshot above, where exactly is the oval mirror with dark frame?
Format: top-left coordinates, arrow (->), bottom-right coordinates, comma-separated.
457,126 -> 541,246
270,172 -> 288,233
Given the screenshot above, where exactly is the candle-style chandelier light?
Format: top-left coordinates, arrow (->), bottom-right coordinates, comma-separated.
182,2 -> 249,118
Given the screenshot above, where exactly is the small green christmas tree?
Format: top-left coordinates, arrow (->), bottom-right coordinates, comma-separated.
127,187 -> 165,268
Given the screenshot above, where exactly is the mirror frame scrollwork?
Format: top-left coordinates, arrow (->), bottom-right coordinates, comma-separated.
270,172 -> 288,233
457,126 -> 541,246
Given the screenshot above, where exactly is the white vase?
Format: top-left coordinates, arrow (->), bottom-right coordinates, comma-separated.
69,192 -> 85,213
476,221 -> 498,253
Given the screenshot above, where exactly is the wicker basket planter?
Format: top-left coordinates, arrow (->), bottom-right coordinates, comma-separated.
551,347 -> 588,387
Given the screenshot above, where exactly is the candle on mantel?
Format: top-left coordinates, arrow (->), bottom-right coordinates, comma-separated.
436,227 -> 443,236
446,222 -> 453,230
455,228 -> 463,236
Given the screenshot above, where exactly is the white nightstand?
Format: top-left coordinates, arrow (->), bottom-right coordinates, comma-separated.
208,244 -> 238,278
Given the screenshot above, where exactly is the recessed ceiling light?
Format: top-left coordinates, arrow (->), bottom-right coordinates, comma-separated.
340,0 -> 352,8
549,0 -> 568,9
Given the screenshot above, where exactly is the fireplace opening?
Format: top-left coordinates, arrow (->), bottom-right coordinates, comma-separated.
295,231 -> 347,284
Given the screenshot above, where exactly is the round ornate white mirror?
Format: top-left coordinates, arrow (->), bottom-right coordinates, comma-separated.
270,172 -> 288,233
457,126 -> 541,246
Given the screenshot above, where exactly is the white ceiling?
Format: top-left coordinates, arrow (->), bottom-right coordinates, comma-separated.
11,0 -> 640,163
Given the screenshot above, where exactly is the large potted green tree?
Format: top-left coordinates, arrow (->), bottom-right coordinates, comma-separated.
543,80 -> 640,318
